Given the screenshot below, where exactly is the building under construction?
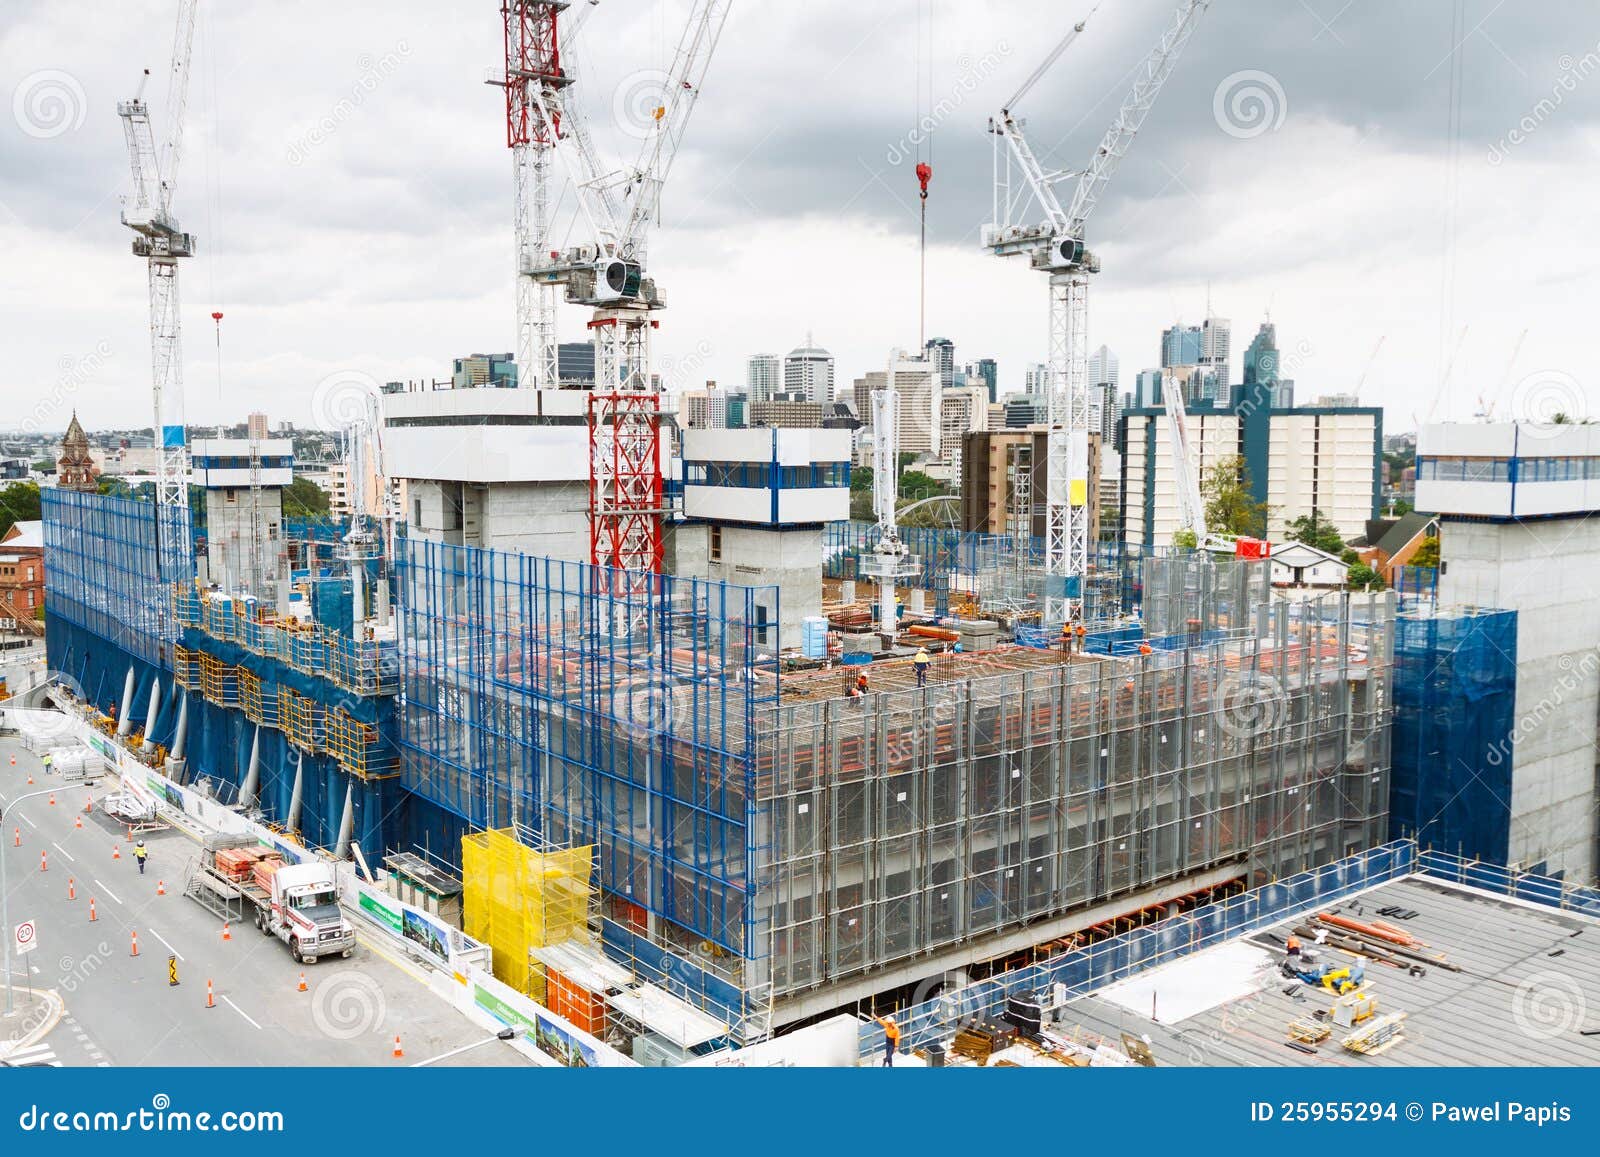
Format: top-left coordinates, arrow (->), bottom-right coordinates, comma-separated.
42,451 -> 1402,1045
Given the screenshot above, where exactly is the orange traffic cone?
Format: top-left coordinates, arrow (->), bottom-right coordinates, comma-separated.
89,898 -> 98,922
25,774 -> 32,785
157,879 -> 166,896
298,971 -> 308,993
47,794 -> 54,806
392,1035 -> 404,1059
112,843 -> 120,860
221,922 -> 232,942
84,796 -> 92,814
40,851 -> 47,872
8,754 -> 14,765
12,827 -> 18,847
130,930 -> 139,957
67,877 -> 75,900
206,979 -> 215,1009
74,815 -> 82,830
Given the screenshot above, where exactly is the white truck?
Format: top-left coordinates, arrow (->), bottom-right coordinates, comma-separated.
189,845 -> 357,964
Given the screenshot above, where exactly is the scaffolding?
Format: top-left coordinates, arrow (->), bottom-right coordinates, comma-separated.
42,489 -> 178,669
753,588 -> 1393,1001
1390,607 -> 1516,863
199,651 -> 239,706
172,645 -> 201,690
278,686 -> 326,753
397,537 -> 778,1005
462,827 -> 595,1003
236,667 -> 279,728
325,706 -> 400,780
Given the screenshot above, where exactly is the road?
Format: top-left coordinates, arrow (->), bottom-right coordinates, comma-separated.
0,722 -> 531,1067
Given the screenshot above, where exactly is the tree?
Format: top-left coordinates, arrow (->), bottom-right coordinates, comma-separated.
1200,455 -> 1269,538
0,481 -> 41,539
1409,535 -> 1440,569
1172,527 -> 1198,549
1387,498 -> 1414,516
31,459 -> 55,474
897,470 -> 946,504
97,477 -> 132,499
283,476 -> 330,520
1286,509 -> 1345,554
1347,561 -> 1386,591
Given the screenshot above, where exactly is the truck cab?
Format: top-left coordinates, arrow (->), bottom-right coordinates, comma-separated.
270,863 -> 357,964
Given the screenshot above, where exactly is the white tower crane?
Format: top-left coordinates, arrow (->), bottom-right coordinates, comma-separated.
526,0 -> 731,576
118,0 -> 200,580
985,0 -> 1210,625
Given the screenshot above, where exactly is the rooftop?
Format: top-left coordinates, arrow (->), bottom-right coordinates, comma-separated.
1061,876 -> 1600,1067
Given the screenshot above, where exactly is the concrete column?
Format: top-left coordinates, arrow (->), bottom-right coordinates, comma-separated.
239,727 -> 261,809
115,667 -> 136,736
170,691 -> 189,762
286,755 -> 304,836
334,783 -> 355,860
140,678 -> 162,753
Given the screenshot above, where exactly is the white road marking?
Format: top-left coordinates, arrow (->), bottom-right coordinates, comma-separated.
93,879 -> 122,905
0,1043 -> 56,1065
220,996 -> 262,1030
19,814 -> 36,829
50,841 -> 75,863
146,928 -> 183,961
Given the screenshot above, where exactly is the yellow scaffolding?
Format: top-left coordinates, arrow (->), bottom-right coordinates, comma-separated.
172,646 -> 201,691
278,687 -> 325,753
325,707 -> 399,780
462,829 -> 594,1003
199,652 -> 238,706
237,667 -> 279,729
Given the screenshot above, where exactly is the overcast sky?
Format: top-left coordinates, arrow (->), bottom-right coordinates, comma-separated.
3,0 -> 1599,436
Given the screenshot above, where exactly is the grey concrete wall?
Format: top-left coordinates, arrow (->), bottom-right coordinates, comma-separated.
698,524 -> 821,652
1438,516 -> 1600,879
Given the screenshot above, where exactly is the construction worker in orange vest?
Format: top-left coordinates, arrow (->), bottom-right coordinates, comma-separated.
856,671 -> 869,696
877,1015 -> 901,1067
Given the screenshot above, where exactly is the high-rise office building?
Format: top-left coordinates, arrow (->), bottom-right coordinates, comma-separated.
452,353 -> 518,389
967,358 -> 998,404
1135,368 -> 1163,409
1200,317 -> 1231,382
745,353 -> 781,403
557,342 -> 595,388
1023,363 -> 1051,396
783,343 -> 835,406
924,336 -> 956,392
1160,324 -> 1202,369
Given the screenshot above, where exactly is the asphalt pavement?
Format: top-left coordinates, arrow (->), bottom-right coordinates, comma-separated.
0,729 -> 532,1067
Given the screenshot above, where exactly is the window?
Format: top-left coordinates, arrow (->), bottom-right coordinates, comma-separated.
413,498 -> 423,526
709,524 -> 723,563
27,591 -> 35,607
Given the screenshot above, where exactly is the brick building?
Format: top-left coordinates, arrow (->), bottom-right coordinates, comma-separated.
0,521 -> 44,634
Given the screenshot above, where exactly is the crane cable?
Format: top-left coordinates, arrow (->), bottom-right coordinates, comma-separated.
915,0 -> 933,351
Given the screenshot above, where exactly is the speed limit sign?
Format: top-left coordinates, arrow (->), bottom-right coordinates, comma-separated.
13,920 -> 37,956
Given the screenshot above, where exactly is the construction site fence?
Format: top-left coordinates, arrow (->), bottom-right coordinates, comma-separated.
1140,552 -> 1272,639
1392,565 -> 1439,605
1414,849 -> 1600,917
866,840 -> 1421,1058
172,583 -> 398,696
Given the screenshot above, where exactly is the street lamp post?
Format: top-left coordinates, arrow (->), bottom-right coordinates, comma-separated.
2,786 -> 59,1018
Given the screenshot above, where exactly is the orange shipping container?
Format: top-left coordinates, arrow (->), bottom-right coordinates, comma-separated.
546,969 -> 607,1038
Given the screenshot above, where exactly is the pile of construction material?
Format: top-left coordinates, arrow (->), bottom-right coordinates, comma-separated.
1288,910 -> 1456,975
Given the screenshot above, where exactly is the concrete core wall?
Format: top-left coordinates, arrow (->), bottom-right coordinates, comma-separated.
1438,515 -> 1600,879
698,524 -> 820,651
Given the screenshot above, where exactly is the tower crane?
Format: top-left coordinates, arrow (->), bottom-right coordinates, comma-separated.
985,0 -> 1209,625
118,0 -> 200,582
521,0 -> 730,579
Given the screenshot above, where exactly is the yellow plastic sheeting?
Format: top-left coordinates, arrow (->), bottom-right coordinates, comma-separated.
462,829 -> 594,1003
